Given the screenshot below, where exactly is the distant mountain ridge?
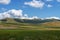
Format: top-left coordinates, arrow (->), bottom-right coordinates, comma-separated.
0,18 -> 60,29
0,18 -> 60,24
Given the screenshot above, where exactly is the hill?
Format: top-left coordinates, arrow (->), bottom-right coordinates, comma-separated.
0,18 -> 60,30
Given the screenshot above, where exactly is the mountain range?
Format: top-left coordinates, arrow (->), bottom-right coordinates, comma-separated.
0,18 -> 60,26
0,18 -> 60,29
0,18 -> 60,23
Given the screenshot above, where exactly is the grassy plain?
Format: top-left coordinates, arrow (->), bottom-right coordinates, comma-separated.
0,22 -> 60,40
0,30 -> 60,40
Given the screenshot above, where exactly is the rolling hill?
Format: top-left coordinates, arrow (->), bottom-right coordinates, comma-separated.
0,18 -> 60,30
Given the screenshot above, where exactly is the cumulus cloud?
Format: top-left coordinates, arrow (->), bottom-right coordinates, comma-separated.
0,0 -> 11,4
24,0 -> 45,8
8,9 -> 23,17
0,12 -> 11,19
0,9 -> 23,19
0,9 -> 39,19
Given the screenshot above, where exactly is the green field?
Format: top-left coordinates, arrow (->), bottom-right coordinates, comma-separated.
0,30 -> 60,40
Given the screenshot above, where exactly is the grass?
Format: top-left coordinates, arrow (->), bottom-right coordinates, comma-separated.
0,22 -> 60,30
1,19 -> 60,40
0,22 -> 60,40
0,30 -> 60,40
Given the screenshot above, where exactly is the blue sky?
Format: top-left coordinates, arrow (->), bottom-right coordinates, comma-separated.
0,0 -> 60,19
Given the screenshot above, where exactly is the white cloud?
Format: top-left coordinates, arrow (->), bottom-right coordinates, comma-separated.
0,9 -> 23,19
24,14 -> 28,18
24,14 -> 28,17
29,16 -> 39,19
45,16 -> 60,19
47,4 -> 53,7
3,12 -> 11,18
21,16 -> 39,20
0,9 -> 39,19
20,14 -> 39,19
0,0 -> 11,4
8,9 -> 23,17
24,0 -> 45,8
0,14 -> 4,19
21,14 -> 28,19
32,16 -> 39,19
